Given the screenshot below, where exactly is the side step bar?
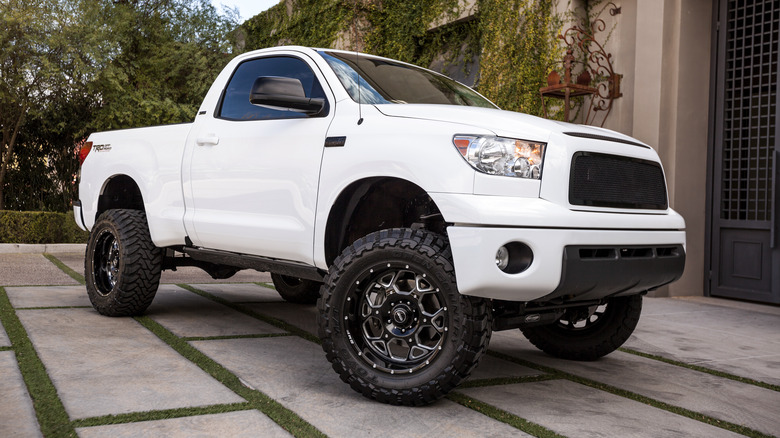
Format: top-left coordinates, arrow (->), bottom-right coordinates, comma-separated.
177,247 -> 325,282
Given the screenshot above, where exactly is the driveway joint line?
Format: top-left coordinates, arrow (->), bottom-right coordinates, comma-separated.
181,333 -> 293,342
43,253 -> 85,285
447,392 -> 566,438
133,315 -> 327,437
619,347 -> 780,392
0,286 -> 76,437
70,403 -> 254,429
176,283 -> 320,345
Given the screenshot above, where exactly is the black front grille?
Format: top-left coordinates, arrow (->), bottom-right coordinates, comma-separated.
569,152 -> 668,210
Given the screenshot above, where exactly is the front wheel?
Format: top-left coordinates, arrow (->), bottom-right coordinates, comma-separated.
520,294 -> 643,361
85,209 -> 162,316
318,228 -> 492,406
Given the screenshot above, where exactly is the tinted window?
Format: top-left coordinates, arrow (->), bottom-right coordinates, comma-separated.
318,51 -> 496,108
219,56 -> 327,121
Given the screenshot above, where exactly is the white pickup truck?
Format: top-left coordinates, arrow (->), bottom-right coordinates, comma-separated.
75,46 -> 685,406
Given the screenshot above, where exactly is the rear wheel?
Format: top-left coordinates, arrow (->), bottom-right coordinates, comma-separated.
271,274 -> 321,304
319,228 -> 492,406
85,209 -> 162,316
520,294 -> 642,361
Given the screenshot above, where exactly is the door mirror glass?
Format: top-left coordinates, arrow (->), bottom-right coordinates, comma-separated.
250,77 -> 325,115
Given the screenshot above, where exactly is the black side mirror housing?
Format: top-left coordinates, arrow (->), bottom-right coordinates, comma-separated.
250,76 -> 325,115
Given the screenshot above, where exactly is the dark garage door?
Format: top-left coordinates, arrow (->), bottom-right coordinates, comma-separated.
709,0 -> 780,304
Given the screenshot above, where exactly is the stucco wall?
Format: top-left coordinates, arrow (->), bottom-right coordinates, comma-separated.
599,0 -> 713,296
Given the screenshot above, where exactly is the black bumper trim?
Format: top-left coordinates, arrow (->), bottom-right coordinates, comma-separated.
538,244 -> 686,302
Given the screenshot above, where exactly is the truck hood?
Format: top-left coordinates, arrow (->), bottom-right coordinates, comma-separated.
374,104 -> 647,146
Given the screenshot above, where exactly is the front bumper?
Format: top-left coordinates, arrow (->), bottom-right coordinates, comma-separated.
447,226 -> 686,302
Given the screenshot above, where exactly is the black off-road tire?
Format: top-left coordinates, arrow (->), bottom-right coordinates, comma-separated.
520,294 -> 643,361
271,274 -> 321,304
85,209 -> 163,316
318,228 -> 492,406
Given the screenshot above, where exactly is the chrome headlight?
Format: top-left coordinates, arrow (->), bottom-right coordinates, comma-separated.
453,135 -> 545,179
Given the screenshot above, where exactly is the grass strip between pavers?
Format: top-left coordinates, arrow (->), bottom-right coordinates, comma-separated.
620,347 -> 780,392
0,345 -> 13,352
447,392 -> 566,438
487,350 -> 773,438
17,306 -> 92,310
176,283 -> 321,345
459,374 -> 560,389
134,315 -> 326,438
181,333 -> 293,342
0,286 -> 77,438
70,403 -> 252,428
43,254 -> 85,285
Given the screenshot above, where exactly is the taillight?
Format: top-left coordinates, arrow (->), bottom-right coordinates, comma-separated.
78,141 -> 93,165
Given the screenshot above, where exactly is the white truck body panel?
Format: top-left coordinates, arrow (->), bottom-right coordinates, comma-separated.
78,123 -> 191,247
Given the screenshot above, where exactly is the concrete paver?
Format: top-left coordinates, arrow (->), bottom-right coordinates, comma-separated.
468,354 -> 543,381
625,297 -> 780,386
187,283 -> 284,303
145,285 -> 285,338
489,331 -> 780,437
17,308 -> 244,420
245,302 -> 319,335
0,254 -> 78,286
6,285 -> 91,308
460,380 -> 742,438
192,336 -> 530,437
75,410 -> 291,438
0,351 -> 43,438
53,252 -> 85,276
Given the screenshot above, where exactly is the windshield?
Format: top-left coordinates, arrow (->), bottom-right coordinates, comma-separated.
318,51 -> 497,108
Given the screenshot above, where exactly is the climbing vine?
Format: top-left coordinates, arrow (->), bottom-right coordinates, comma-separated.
239,0 -> 567,116
239,0 -> 350,50
477,0 -> 564,115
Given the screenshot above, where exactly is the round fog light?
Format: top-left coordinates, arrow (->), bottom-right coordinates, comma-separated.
495,242 -> 533,274
496,246 -> 509,270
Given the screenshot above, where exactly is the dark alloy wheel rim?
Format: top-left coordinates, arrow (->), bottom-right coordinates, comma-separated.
555,303 -> 608,331
344,262 -> 449,375
93,229 -> 120,295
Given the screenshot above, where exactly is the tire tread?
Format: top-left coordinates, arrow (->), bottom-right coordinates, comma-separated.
318,228 -> 491,406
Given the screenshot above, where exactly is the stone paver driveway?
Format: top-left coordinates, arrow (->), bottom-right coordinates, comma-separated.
1,251 -> 779,437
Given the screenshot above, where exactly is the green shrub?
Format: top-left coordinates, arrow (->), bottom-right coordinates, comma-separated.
0,210 -> 89,244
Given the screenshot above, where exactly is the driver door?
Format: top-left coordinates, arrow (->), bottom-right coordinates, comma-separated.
182,54 -> 333,265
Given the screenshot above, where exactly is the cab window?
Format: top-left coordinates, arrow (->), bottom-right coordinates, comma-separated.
219,56 -> 328,121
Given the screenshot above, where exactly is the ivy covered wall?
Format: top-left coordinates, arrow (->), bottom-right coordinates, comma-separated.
238,0 -> 566,116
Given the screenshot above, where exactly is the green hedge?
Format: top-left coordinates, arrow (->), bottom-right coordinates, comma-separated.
0,210 -> 89,244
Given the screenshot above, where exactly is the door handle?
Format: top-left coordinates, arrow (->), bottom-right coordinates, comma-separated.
196,135 -> 219,146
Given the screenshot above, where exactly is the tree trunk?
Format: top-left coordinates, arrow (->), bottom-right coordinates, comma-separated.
0,104 -> 27,211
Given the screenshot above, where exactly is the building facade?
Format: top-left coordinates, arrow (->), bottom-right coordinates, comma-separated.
245,0 -> 779,304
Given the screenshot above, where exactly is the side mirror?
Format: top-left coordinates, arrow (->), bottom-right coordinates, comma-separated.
250,76 -> 325,115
